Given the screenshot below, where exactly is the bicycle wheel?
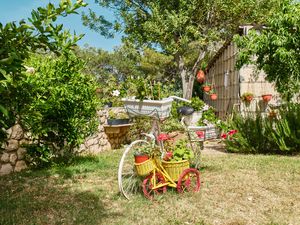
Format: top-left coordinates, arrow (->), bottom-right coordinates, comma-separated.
177,168 -> 200,193
142,172 -> 167,200
118,140 -> 150,200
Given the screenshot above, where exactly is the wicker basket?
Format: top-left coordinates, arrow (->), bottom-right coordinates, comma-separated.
162,160 -> 190,181
135,159 -> 155,176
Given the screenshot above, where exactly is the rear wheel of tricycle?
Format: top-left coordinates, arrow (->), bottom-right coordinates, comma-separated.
142,172 -> 167,200
177,168 -> 200,193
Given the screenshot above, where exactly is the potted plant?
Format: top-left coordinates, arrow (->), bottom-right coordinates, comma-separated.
262,94 -> 272,103
134,144 -> 152,163
161,140 -> 194,181
209,89 -> 218,101
241,92 -> 254,102
122,78 -> 173,119
202,82 -> 211,92
107,110 -> 130,125
183,97 -> 205,126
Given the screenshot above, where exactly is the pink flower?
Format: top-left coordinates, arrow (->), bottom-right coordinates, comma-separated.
157,133 -> 171,141
221,133 -> 227,139
195,131 -> 204,139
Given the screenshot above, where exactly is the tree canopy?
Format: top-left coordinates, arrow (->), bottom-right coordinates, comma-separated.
83,0 -> 286,99
235,1 -> 300,100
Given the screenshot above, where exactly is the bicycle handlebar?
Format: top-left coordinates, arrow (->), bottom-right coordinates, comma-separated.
168,96 -> 191,103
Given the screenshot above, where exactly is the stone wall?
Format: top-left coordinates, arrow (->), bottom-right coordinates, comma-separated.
0,110 -> 112,176
0,124 -> 28,175
77,109 -> 111,154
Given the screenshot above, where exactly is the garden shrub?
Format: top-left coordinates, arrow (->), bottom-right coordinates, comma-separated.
225,103 -> 300,154
17,53 -> 100,167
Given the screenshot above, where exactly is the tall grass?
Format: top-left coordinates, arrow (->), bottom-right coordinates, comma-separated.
225,103 -> 300,154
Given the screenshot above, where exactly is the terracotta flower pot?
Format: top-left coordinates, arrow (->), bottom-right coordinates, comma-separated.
134,154 -> 149,163
196,70 -> 205,83
245,96 -> 253,102
202,85 -> 211,92
210,94 -> 217,100
262,94 -> 272,103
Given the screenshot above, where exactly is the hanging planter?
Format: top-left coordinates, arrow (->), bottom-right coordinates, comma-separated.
196,70 -> 205,83
202,83 -> 211,92
209,89 -> 217,101
210,93 -> 218,101
262,94 -> 272,103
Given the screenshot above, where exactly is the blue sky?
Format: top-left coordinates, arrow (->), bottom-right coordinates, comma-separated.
0,0 -> 122,51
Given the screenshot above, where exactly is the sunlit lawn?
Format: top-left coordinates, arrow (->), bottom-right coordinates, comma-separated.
0,149 -> 300,225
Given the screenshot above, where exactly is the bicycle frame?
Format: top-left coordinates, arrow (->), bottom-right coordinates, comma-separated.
148,157 -> 177,190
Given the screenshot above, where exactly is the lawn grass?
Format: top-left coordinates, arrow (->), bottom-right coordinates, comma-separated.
0,149 -> 300,225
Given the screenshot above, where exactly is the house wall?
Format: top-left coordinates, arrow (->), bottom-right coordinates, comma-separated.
204,42 -> 281,118
239,65 -> 281,114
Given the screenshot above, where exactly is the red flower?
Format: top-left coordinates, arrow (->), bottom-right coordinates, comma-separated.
163,151 -> 173,161
195,131 -> 204,139
228,130 -> 238,135
221,133 -> 227,139
157,133 -> 171,141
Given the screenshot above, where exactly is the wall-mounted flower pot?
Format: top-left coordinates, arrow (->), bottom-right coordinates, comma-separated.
262,94 -> 272,103
196,70 -> 205,83
210,94 -> 218,100
134,154 -> 149,163
107,119 -> 130,125
244,96 -> 253,102
202,85 -> 211,92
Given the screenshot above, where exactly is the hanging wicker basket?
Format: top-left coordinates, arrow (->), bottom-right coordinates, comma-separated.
162,160 -> 190,181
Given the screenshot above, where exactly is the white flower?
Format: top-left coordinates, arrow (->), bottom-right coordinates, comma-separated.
24,66 -> 35,74
216,120 -> 221,125
202,104 -> 209,111
112,90 -> 120,97
203,119 -> 209,125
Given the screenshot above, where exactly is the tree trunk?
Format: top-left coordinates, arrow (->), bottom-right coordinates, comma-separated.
177,50 -> 207,100
177,55 -> 189,99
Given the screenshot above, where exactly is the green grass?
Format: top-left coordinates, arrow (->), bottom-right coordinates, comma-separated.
0,150 -> 300,225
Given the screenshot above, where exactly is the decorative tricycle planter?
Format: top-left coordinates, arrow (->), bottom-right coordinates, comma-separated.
122,98 -> 173,119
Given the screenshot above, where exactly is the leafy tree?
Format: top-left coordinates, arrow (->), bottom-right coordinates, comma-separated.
235,1 -> 300,100
83,0 -> 284,99
0,0 -> 87,143
76,45 -> 178,104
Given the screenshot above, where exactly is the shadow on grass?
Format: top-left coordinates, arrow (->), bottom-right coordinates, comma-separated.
0,154 -> 123,225
0,173 -> 122,225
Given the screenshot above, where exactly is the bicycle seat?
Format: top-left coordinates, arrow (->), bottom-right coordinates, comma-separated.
177,106 -> 194,115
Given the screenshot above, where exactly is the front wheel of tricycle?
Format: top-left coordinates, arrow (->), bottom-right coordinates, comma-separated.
177,168 -> 200,193
142,172 -> 167,200
118,140 -> 151,200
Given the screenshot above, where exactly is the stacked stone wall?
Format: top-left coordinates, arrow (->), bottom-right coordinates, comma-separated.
0,124 -> 28,175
